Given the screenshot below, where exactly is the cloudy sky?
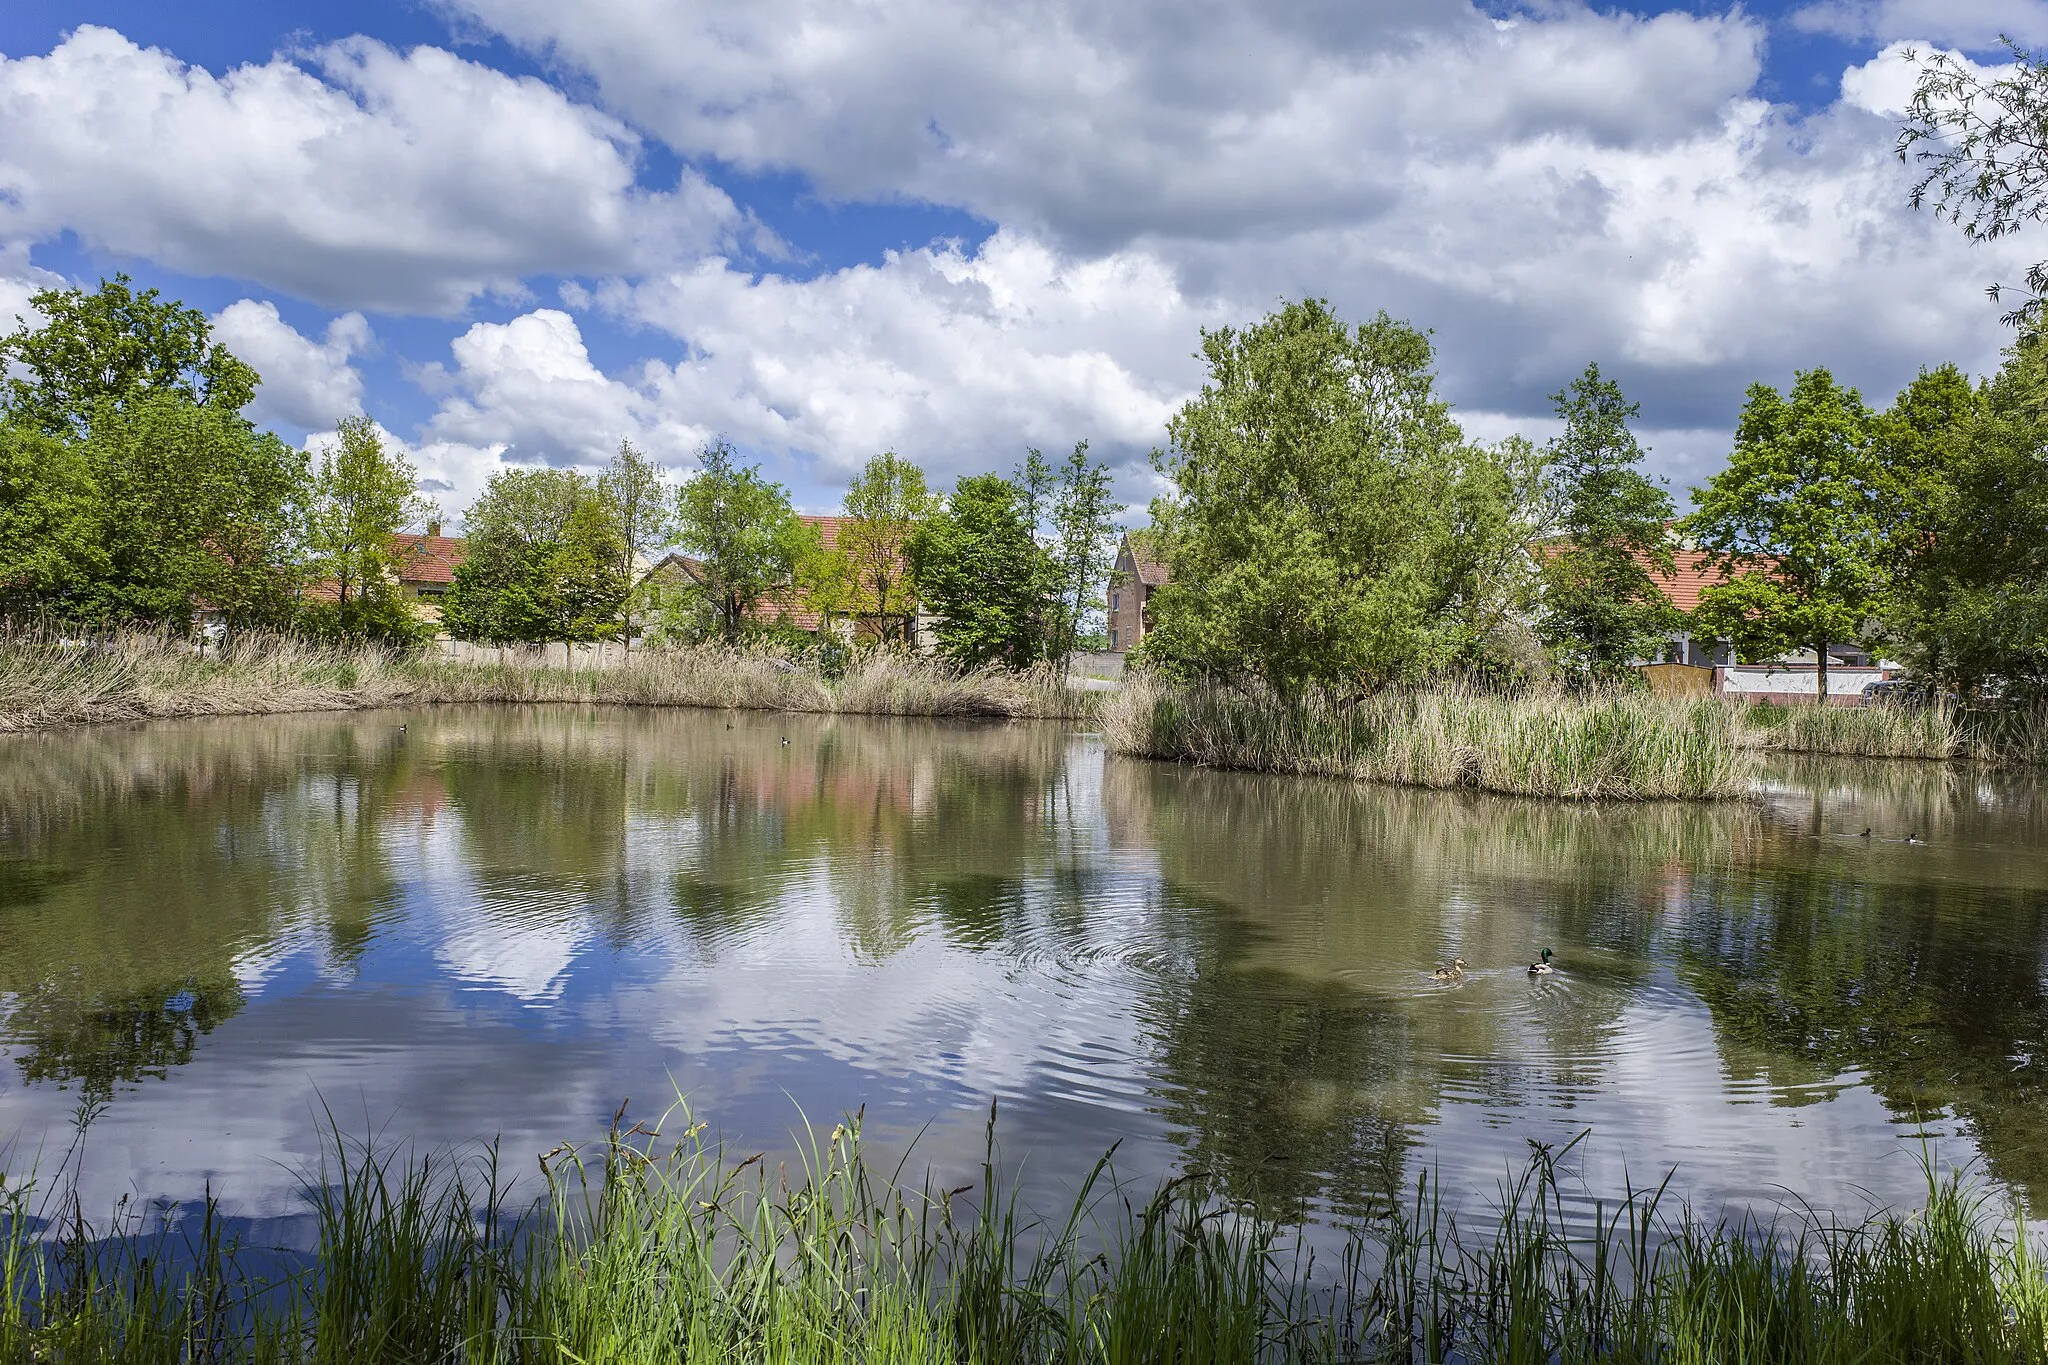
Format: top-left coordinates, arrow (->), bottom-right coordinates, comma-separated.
1,0 -> 2041,520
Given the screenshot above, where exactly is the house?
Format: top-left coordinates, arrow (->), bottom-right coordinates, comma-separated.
1107,531 -> 1168,653
389,524 -> 467,625
641,516 -> 928,646
300,522 -> 467,632
1635,547 -> 1893,704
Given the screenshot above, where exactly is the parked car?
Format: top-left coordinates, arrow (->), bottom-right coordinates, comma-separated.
1861,679 -> 1954,708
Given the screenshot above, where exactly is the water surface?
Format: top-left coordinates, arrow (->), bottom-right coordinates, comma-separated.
3,706 -> 2045,1234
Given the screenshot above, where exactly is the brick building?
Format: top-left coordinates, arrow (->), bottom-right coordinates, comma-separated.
1107,531 -> 1168,653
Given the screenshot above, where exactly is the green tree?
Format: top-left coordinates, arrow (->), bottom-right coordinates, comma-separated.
301,416 -> 434,644
443,469 -> 627,646
1685,369 -> 1884,699
1900,41 -> 2048,330
81,396 -> 307,629
1873,347 -> 2048,699
1035,442 -> 1119,668
0,276 -> 303,630
1140,298 -> 1506,694
599,439 -> 676,655
838,450 -> 936,645
1537,364 -> 1678,679
673,437 -> 817,642
0,423 -> 103,619
907,474 -> 1047,669
1,274 -> 258,435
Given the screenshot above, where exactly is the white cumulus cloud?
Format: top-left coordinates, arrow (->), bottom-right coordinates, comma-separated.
211,299 -> 371,429
0,26 -> 755,313
1791,0 -> 2048,49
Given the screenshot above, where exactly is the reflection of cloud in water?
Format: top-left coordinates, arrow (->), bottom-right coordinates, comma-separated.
437,919 -> 589,1003
7,708 -> 2048,1235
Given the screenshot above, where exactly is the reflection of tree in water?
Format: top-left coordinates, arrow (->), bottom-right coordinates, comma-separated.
0,715 -> 415,1096
1102,756 -> 1779,1219
6,976 -> 243,1099
620,711 -> 1071,960
1137,887 -> 1420,1221
1676,855 -> 2048,1211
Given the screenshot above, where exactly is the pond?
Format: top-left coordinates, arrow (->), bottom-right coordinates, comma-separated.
2,705 -> 2046,1236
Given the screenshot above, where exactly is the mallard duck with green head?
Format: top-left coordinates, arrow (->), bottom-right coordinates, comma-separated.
1528,948 -> 1556,976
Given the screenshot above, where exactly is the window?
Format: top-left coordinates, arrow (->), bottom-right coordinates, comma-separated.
1110,627 -> 1119,649
1111,591 -> 1120,613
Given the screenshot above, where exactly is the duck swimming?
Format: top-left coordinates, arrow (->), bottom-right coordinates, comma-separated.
1431,958 -> 1468,981
1528,948 -> 1556,976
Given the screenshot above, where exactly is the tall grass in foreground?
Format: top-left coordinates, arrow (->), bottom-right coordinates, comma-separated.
0,632 -> 1090,733
3,1115 -> 2045,1363
1103,677 -> 1761,801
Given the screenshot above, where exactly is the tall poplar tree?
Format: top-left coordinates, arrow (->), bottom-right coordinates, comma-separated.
599,439 -> 675,654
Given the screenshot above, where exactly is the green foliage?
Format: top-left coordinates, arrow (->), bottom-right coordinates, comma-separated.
907,473 -> 1047,668
1022,442 -> 1119,667
0,274 -> 258,436
600,439 -> 676,652
1537,363 -> 1678,678
301,416 -> 434,644
79,395 -> 308,629
1874,347 -> 2048,699
1685,369 -> 1884,684
837,450 -> 936,643
1140,298 -> 1530,694
0,276 -> 304,631
0,423 -> 104,619
6,1111 -> 2047,1363
674,437 -> 818,642
443,469 -> 628,644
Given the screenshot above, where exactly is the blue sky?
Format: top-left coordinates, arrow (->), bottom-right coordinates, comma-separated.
1,0 -> 2041,518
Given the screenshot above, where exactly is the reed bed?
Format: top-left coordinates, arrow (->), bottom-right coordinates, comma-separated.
1747,698 -> 1963,760
1103,677 -> 1761,801
3,1114 -> 2044,1363
0,632 -> 1091,733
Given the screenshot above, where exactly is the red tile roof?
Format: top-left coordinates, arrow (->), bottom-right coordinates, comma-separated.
390,533 -> 466,586
1646,548 -> 1733,614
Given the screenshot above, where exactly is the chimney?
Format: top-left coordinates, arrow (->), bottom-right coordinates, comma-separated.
427,520 -> 442,539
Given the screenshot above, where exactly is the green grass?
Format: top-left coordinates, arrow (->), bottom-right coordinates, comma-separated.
0,631 -> 1093,733
3,1114 -> 2044,1363
1103,677 -> 1761,801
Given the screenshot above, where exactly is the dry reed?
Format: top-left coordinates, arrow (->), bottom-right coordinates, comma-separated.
1748,697 -> 1962,759
0,632 -> 1092,734
1102,675 -> 1761,801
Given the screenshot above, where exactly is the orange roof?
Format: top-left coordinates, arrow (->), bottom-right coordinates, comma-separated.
390,533 -> 466,586
1645,548 -> 1733,614
805,514 -> 853,551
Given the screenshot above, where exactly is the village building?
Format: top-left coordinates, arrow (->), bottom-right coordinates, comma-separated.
389,524 -> 467,627
1106,531 -> 1167,654
641,515 -> 929,645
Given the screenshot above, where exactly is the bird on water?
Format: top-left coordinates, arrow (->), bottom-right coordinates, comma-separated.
1432,958 -> 1467,981
1528,948 -> 1556,976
